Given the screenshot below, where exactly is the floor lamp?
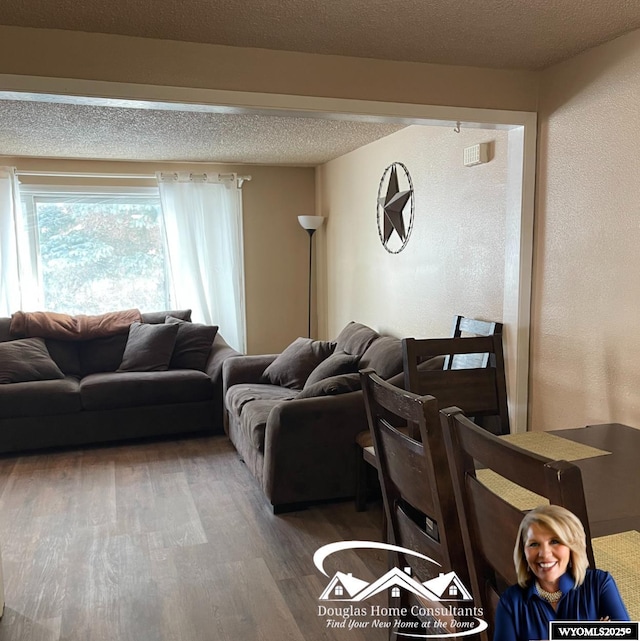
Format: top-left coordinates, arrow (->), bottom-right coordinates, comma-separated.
298,215 -> 325,338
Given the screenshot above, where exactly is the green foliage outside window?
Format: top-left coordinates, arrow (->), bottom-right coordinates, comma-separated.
33,198 -> 169,315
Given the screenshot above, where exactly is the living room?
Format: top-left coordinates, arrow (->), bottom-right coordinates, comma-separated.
2,2 -> 640,639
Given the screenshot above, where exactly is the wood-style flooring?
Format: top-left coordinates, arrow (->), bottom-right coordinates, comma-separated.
0,436 -> 388,641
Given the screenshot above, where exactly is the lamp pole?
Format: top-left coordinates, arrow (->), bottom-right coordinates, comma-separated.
305,228 -> 315,338
297,216 -> 325,338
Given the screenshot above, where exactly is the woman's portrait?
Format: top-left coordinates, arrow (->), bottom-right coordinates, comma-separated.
493,505 -> 629,641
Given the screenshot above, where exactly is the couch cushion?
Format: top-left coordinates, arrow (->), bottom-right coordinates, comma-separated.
262,337 -> 336,390
226,383 -> 298,416
335,322 -> 380,356
80,333 -> 129,375
0,337 -> 65,384
240,399 -> 282,452
360,336 -> 403,380
165,316 -> 218,371
296,373 -> 362,399
0,317 -> 11,342
44,339 -> 81,377
118,322 -> 179,372
141,309 -> 192,324
0,376 -> 81,418
304,351 -> 361,389
80,370 -> 213,411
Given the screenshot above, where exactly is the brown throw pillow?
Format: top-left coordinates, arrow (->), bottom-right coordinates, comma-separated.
165,316 -> 218,371
0,337 -> 65,384
334,321 -> 380,356
296,373 -> 362,399
262,337 -> 336,389
304,351 -> 361,389
359,336 -> 403,380
141,309 -> 192,324
118,322 -> 179,372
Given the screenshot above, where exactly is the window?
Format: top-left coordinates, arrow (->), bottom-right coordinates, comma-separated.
449,585 -> 458,596
391,587 -> 401,598
334,585 -> 344,596
20,187 -> 170,315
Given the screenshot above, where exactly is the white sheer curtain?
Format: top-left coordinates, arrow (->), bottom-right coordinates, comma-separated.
0,167 -> 40,316
157,172 -> 246,353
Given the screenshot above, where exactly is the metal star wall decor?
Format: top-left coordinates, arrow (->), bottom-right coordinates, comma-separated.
376,162 -> 415,254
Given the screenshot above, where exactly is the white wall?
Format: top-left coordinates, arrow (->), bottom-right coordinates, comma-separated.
532,29 -> 640,431
317,124 -> 509,341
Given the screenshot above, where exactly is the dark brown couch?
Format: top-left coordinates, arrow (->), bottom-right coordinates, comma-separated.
223,322 -> 413,513
0,309 -> 240,455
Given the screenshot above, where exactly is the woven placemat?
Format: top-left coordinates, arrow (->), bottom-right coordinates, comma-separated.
502,431 -> 611,461
476,469 -> 549,511
473,433 -> 610,511
593,530 -> 640,620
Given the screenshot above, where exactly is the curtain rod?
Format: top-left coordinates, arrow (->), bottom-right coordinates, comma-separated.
16,170 -> 252,182
16,170 -> 155,179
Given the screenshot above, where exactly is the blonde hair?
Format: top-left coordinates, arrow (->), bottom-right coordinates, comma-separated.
514,505 -> 589,588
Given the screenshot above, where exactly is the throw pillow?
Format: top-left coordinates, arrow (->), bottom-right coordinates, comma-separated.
334,321 -> 380,356
117,322 -> 179,372
0,337 -> 65,384
359,336 -> 403,380
262,337 -> 336,389
303,351 -> 361,389
296,373 -> 362,399
140,309 -> 192,324
165,316 -> 219,371
386,354 -> 446,388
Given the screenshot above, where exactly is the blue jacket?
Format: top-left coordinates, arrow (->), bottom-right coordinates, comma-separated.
493,569 -> 629,641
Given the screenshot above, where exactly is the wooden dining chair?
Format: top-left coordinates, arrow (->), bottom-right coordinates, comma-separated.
361,369 -> 470,637
403,333 -> 510,437
440,407 -> 595,641
355,316 -> 506,511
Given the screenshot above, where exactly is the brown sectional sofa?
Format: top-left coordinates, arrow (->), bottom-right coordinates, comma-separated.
0,309 -> 240,455
223,322 -> 414,513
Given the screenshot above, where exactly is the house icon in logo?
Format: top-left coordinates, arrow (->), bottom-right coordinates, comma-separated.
320,572 -> 369,600
423,571 -> 473,601
319,568 -> 472,602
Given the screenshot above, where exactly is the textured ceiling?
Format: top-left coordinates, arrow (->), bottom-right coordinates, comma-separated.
0,98 -> 405,165
1,0 -> 639,70
1,0 -> 639,164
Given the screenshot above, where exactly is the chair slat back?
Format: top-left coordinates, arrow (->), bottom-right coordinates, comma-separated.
361,369 -> 469,592
440,407 -> 595,641
375,418 -> 439,518
403,334 -> 509,435
465,476 -> 521,586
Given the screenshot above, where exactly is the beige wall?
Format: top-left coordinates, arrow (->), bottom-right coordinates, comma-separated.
0,25 -> 538,358
316,125 -> 509,341
4,157 -> 314,355
0,26 -> 538,112
533,29 -> 640,430
9,21 -> 640,432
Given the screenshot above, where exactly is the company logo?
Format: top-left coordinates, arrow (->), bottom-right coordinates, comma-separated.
314,541 -> 487,638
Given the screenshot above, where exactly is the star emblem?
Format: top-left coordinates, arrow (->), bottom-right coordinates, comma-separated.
376,163 -> 414,253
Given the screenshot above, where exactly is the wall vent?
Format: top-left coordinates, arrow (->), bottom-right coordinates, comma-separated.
464,143 -> 490,167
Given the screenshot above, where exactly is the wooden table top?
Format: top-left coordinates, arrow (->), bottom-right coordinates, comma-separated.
548,423 -> 640,538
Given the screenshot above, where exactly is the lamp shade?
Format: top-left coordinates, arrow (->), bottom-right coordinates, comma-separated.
298,215 -> 325,231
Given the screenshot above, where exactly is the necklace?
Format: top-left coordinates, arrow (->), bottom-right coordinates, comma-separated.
535,581 -> 562,603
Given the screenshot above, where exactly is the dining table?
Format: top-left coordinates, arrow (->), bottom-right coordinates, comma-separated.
488,422 -> 640,620
542,422 -> 640,537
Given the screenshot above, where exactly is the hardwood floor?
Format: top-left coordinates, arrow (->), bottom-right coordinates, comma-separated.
0,436 -> 387,641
